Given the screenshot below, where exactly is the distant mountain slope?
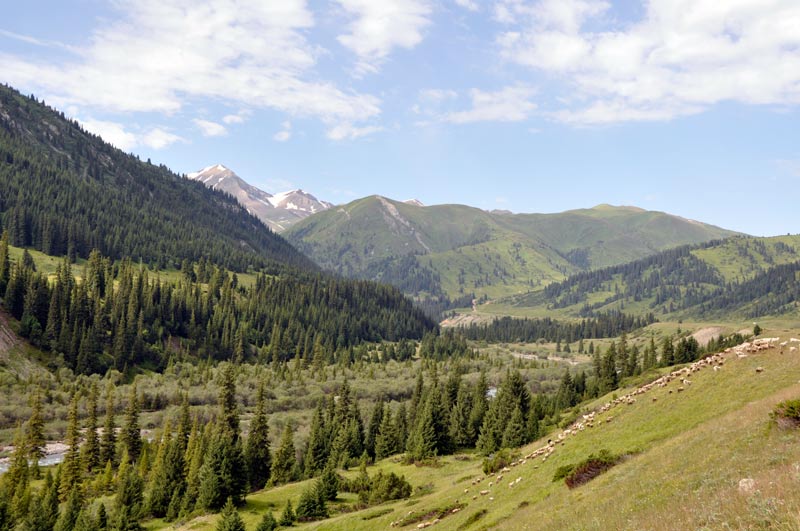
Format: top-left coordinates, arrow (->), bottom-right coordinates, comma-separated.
285,196 -> 739,301
188,164 -> 332,231
0,85 -> 313,272
508,235 -> 800,320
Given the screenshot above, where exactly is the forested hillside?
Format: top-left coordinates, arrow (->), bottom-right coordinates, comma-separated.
505,235 -> 800,320
0,84 -> 312,272
285,196 -> 738,305
0,238 -> 435,376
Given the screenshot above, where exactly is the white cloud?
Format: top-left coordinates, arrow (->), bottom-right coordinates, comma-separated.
79,119 -> 182,151
222,111 -> 250,124
496,0 -> 800,124
193,119 -> 228,137
0,0 -> 381,136
142,128 -> 185,149
455,0 -> 479,11
419,89 -> 458,102
80,119 -> 139,151
445,85 -> 537,123
335,0 -> 432,74
274,121 -> 292,142
326,122 -> 383,140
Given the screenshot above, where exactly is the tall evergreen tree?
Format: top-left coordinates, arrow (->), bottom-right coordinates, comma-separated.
121,384 -> 142,463
269,424 -> 297,486
99,385 -> 117,466
244,382 -> 271,491
60,394 -> 83,500
83,383 -> 100,473
215,499 -> 245,531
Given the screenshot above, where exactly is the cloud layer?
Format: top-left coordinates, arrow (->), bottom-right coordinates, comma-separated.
496,0 -> 800,124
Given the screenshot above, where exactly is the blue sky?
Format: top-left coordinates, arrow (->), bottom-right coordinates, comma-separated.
2,0 -> 799,236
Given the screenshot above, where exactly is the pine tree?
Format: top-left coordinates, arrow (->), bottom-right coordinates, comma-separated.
269,424 -> 297,486
244,382 -> 271,491
197,428 -> 246,510
114,464 -> 144,530
406,395 -> 437,462
26,389 -> 46,466
449,381 -> 474,448
303,400 -> 327,478
99,385 -> 116,467
278,500 -> 295,527
61,394 -> 83,500
501,406 -> 526,448
54,488 -> 82,531
83,383 -> 100,473
216,498 -> 245,531
295,482 -> 327,521
318,463 -> 339,502
121,384 -> 141,463
374,406 -> 399,460
218,365 -> 239,439
254,511 -> 277,531
0,231 -> 10,295
364,397 -> 384,460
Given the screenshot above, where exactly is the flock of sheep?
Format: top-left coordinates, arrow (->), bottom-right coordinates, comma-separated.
400,334 -> 796,529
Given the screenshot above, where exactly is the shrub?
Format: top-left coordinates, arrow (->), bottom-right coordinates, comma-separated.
564,450 -> 621,489
771,399 -> 800,429
482,448 -> 518,475
368,471 -> 412,505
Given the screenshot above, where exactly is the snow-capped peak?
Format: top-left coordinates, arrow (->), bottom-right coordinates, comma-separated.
187,164 -> 333,231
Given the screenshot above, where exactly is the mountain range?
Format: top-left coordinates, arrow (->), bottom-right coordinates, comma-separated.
187,164 -> 333,232
284,195 -> 739,303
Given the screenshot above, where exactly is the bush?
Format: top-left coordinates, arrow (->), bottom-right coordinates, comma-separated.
552,464 -> 576,482
563,450 -> 620,489
482,448 -> 518,475
368,471 -> 412,505
771,399 -> 800,429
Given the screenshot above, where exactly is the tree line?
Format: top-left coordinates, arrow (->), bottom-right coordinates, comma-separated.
0,236 -> 435,375
459,311 -> 657,344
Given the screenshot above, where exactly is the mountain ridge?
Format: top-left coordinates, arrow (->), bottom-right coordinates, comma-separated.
285,195 -> 741,303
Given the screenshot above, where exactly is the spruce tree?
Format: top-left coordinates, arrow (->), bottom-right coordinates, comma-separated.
244,382 -> 271,491
26,390 -> 46,468
121,384 -> 141,463
60,394 -> 83,500
83,383 -> 100,473
54,488 -> 82,531
198,428 -> 246,510
0,230 -> 10,295
278,500 -> 295,527
501,406 -> 526,448
269,424 -> 297,486
216,498 -> 245,531
218,365 -> 239,439
99,386 -> 116,466
255,511 -> 277,531
303,400 -> 328,478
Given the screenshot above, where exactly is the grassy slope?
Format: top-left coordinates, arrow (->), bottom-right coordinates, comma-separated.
286,198 -> 737,301
155,328 -> 800,531
478,234 -> 800,321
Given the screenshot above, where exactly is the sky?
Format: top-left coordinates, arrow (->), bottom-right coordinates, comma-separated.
2,0 -> 799,236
